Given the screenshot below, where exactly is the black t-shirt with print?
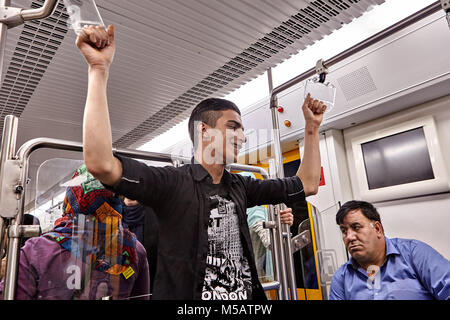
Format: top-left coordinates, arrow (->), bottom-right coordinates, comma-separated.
201,182 -> 252,300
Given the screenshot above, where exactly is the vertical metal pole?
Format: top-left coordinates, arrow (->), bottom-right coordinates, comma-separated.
267,68 -> 284,179
266,69 -> 286,299
265,204 -> 282,299
0,115 -> 18,300
0,115 -> 18,194
281,202 -> 298,300
4,174 -> 25,300
267,69 -> 298,300
4,122 -> 32,300
0,115 -> 18,253
268,159 -> 288,300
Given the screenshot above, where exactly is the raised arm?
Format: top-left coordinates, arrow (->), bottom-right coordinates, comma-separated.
296,93 -> 326,196
76,25 -> 122,186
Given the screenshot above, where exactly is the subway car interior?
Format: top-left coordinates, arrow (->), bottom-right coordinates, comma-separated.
0,0 -> 449,301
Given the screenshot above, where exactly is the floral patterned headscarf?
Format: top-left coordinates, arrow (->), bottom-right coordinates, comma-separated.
42,164 -> 136,275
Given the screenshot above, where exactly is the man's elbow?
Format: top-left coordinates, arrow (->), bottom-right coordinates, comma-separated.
85,161 -> 109,178
84,158 -> 117,184
301,176 -> 320,197
297,171 -> 320,197
304,184 -> 319,197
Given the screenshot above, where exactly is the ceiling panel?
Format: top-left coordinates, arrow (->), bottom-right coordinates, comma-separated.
1,0 -> 384,154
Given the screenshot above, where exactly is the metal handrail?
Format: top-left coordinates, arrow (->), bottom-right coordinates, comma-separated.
226,162 -> 269,180
0,0 -> 58,27
15,137 -> 270,177
261,281 -> 280,292
21,0 -> 58,21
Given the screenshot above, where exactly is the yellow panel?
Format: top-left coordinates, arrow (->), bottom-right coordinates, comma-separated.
296,288 -> 306,300
254,149 -> 300,167
296,288 -> 323,300
306,289 -> 323,300
266,288 -> 322,300
282,149 -> 300,163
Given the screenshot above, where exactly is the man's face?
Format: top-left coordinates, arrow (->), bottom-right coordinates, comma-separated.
339,209 -> 383,264
202,109 -> 246,164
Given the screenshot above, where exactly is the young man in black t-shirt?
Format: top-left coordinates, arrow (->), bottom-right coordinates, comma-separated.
76,25 -> 326,300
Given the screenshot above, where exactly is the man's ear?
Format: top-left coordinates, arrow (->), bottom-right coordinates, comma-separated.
373,221 -> 384,237
197,122 -> 210,141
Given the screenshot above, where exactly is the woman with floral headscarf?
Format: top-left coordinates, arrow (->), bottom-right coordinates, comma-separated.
0,165 -> 150,300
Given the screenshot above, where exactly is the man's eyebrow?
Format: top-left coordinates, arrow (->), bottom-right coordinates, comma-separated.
227,120 -> 244,130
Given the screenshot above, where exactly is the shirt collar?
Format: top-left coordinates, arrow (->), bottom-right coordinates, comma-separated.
190,157 -> 210,182
190,157 -> 233,186
348,256 -> 359,270
347,236 -> 400,270
384,236 -> 400,257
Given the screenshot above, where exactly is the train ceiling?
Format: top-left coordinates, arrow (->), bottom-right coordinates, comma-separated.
1,0 -> 385,150
0,0 -> 386,208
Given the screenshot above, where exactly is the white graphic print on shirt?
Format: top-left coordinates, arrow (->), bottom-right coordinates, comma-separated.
202,195 -> 252,300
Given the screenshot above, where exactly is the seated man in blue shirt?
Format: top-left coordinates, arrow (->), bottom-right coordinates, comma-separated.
329,200 -> 450,300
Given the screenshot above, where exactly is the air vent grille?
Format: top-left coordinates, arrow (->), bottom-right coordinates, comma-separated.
337,66 -> 377,101
0,0 -> 69,137
329,0 -> 352,10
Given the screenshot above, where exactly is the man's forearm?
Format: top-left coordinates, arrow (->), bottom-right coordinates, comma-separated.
83,67 -> 116,179
297,123 -> 321,196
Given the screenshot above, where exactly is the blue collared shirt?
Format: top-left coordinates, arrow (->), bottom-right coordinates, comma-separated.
329,237 -> 450,300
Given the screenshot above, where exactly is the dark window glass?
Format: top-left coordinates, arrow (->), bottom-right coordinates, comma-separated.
361,127 -> 434,190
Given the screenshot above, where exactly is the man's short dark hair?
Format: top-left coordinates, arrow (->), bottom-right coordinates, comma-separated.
336,200 -> 382,225
188,98 -> 241,144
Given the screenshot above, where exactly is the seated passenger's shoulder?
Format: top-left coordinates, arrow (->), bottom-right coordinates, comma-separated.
390,237 -> 433,253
